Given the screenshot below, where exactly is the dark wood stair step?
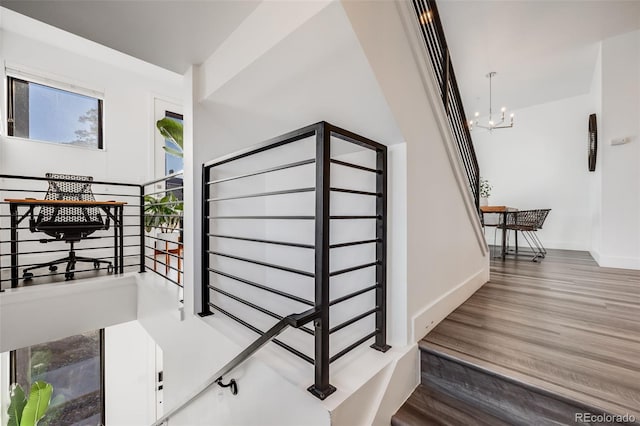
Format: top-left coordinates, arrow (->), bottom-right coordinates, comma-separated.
391,342 -> 640,426
420,341 -> 639,424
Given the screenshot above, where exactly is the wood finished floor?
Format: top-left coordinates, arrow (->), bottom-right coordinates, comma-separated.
423,249 -> 640,418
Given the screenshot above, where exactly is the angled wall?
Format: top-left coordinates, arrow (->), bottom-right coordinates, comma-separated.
341,0 -> 489,344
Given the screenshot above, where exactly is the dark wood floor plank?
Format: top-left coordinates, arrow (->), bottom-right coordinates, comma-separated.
423,249 -> 640,419
391,379 -> 512,426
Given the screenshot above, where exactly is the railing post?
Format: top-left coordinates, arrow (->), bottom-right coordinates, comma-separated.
475,173 -> 480,213
199,164 -> 213,317
308,122 -> 336,400
10,203 -> 18,288
372,147 -> 391,353
139,185 -> 146,273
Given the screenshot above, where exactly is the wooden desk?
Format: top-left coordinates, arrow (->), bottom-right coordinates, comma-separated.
4,199 -> 127,287
480,205 -> 517,260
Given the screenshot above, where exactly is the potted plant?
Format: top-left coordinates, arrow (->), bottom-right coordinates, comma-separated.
7,381 -> 53,426
150,117 -> 184,250
480,178 -> 492,206
144,192 -> 183,249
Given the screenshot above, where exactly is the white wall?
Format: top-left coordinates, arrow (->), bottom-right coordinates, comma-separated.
342,0 -> 489,346
474,94 -> 596,250
589,46 -> 603,260
597,29 -> 640,269
0,10 -> 182,182
105,320 -> 157,426
0,274 -> 157,425
186,2 -> 409,329
0,275 -> 136,353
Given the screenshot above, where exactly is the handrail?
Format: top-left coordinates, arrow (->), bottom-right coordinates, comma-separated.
152,307 -> 320,426
411,0 -> 481,212
142,170 -> 184,187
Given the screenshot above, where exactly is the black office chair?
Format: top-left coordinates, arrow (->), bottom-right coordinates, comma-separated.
505,209 -> 551,262
23,173 -> 114,281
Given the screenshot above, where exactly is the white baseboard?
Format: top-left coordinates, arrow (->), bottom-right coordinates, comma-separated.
541,240 -> 591,251
489,234 -> 590,252
411,266 -> 489,342
592,252 -> 640,270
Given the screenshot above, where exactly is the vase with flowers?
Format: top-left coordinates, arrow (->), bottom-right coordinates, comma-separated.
480,178 -> 492,206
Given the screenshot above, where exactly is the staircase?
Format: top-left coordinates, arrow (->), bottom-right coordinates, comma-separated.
392,341 -> 636,426
392,250 -> 640,425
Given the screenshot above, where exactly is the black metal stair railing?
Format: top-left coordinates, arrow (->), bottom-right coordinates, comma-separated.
201,121 -> 390,400
152,307 -> 320,426
141,171 -> 184,288
412,0 -> 481,212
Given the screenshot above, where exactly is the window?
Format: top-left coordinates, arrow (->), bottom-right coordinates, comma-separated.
11,330 -> 105,425
164,111 -> 183,175
7,75 -> 104,149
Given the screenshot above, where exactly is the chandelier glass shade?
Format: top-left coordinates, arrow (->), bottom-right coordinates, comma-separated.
469,72 -> 514,131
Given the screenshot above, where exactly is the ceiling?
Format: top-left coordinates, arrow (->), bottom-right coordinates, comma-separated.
4,0 -> 638,115
200,1 -> 403,149
0,0 -> 260,74
437,0 -> 640,116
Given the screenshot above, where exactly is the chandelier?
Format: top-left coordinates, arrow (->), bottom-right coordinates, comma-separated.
469,72 -> 514,131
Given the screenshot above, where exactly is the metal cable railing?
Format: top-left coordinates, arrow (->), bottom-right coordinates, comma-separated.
412,0 -> 481,212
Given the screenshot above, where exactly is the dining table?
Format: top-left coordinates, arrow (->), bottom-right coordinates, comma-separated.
480,205 -> 518,260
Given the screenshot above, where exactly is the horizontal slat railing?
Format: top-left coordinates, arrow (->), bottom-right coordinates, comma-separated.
0,174 -> 141,289
142,171 -> 184,288
199,121 -> 390,404
0,172 -> 187,290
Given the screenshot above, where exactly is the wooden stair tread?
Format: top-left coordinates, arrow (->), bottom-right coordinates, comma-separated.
420,339 -> 640,419
419,249 -> 640,420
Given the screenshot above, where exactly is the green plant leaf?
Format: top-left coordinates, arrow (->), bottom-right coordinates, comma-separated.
157,118 -> 183,152
144,192 -> 183,233
8,383 -> 26,426
162,146 -> 183,158
20,381 -> 53,426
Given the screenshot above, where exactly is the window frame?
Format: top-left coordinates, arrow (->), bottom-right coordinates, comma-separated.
153,98 -> 182,178
5,70 -> 105,150
163,110 -> 184,176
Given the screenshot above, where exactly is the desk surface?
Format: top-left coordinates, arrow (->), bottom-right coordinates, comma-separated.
5,199 -> 127,206
480,205 -> 517,213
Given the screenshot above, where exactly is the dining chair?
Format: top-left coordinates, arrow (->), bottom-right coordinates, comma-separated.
504,209 -> 551,262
